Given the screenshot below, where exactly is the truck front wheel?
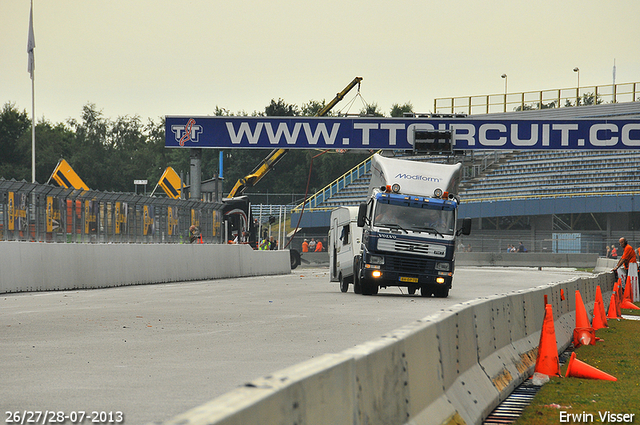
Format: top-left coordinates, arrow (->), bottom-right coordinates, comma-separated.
353,257 -> 363,294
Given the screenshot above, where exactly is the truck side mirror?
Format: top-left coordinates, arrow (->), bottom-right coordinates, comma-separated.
357,203 -> 367,227
461,217 -> 472,235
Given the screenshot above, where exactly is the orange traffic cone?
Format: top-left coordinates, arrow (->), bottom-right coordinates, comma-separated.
624,276 -> 631,300
565,352 -> 617,381
573,290 -> 595,348
595,286 -> 608,328
607,293 -> 620,320
618,281 -> 623,305
621,278 -> 640,310
592,300 -> 607,331
575,290 -> 591,328
534,304 -> 561,377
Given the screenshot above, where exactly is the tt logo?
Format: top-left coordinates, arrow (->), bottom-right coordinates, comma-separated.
172,118 -> 203,145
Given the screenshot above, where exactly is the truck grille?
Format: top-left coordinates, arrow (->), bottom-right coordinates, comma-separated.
385,256 -> 435,274
377,238 -> 447,258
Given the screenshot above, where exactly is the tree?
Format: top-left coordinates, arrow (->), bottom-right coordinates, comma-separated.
67,103 -> 109,189
514,104 -> 535,112
539,100 -> 557,109
265,98 -> 299,117
33,121 -> 74,184
0,102 -> 30,180
301,100 -> 327,117
390,102 -> 413,117
360,103 -> 384,117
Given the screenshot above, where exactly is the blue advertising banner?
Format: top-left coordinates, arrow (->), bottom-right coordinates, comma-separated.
165,116 -> 640,150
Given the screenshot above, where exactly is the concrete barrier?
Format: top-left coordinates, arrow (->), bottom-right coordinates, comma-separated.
0,242 -> 291,294
301,252 -> 603,269
299,251 -> 330,267
595,257 -> 617,272
158,271 -> 615,425
456,252 -> 599,268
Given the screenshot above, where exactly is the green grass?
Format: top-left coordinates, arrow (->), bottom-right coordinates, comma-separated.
575,267 -> 595,273
515,306 -> 640,424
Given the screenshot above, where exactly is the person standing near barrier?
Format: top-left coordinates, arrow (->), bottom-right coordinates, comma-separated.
302,239 -> 309,252
611,245 -> 618,259
612,237 -> 636,287
189,225 -> 200,244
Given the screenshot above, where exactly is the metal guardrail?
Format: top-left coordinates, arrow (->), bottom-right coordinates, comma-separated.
0,179 -> 225,244
435,81 -> 639,115
251,204 -> 296,220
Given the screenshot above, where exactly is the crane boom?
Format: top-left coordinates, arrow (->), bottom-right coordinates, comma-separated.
226,77 -> 363,198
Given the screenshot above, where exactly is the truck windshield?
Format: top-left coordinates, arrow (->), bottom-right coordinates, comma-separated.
373,203 -> 455,236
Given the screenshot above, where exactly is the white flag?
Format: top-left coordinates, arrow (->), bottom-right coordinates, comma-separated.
27,0 -> 36,79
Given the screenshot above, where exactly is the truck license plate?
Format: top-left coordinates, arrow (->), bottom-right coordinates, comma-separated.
399,276 -> 418,283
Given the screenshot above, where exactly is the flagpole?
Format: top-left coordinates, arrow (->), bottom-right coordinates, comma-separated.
32,67 -> 36,183
28,0 -> 36,183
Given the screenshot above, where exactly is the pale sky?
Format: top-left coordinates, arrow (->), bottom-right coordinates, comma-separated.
2,0 -> 639,125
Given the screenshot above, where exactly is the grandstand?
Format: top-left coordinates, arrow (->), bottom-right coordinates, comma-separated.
290,100 -> 640,254
461,150 -> 640,200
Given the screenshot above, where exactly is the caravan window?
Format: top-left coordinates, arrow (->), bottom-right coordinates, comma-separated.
340,225 -> 350,245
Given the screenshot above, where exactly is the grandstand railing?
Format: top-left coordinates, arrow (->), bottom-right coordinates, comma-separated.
461,189 -> 640,204
434,81 -> 639,115
291,155 -> 373,213
291,151 -> 513,213
0,179 -> 225,244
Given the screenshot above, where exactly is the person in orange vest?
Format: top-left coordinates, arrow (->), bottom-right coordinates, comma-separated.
301,239 -> 309,252
314,239 -> 323,252
613,237 -> 637,287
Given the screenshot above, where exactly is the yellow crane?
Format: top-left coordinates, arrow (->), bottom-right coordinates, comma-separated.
226,76 -> 363,198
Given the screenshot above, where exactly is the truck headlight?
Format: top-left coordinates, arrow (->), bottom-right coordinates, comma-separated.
368,255 -> 385,265
435,262 -> 450,271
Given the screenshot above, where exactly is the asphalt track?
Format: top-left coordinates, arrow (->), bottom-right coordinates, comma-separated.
0,266 -> 593,425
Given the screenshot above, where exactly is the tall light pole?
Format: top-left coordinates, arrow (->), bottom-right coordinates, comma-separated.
501,74 -> 507,112
573,67 -> 580,105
